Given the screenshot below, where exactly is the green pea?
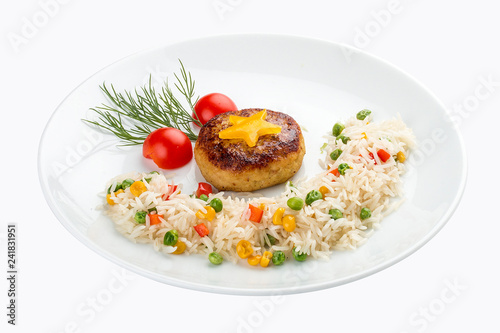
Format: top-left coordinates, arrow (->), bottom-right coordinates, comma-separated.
360,207 -> 372,220
208,252 -> 223,265
134,211 -> 147,224
209,198 -> 223,212
163,230 -> 178,246
332,123 -> 345,137
121,178 -> 135,190
338,163 -> 351,175
292,247 -> 307,262
266,234 -> 277,246
272,251 -> 286,265
149,171 -> 160,175
199,194 -> 209,202
356,109 -> 372,120
336,135 -> 350,144
329,209 -> 343,220
144,177 -> 152,183
107,182 -> 123,194
148,207 -> 157,213
330,149 -> 342,161
287,197 -> 304,211
305,190 -> 322,205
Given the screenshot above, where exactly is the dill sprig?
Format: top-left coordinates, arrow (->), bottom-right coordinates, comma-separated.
84,60 -> 202,145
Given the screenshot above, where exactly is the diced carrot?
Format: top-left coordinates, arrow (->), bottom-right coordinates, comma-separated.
148,213 -> 163,225
377,149 -> 391,163
329,168 -> 340,177
194,223 -> 209,237
248,204 -> 264,223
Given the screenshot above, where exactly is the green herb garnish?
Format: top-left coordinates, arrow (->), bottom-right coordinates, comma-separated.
84,60 -> 202,145
320,142 -> 328,153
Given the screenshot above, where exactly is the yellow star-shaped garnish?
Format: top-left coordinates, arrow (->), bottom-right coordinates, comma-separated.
218,110 -> 282,147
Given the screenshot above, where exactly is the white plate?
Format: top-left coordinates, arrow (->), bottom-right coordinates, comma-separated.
38,34 -> 467,295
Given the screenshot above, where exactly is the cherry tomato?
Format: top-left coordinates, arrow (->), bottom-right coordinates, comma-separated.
196,182 -> 213,198
143,128 -> 193,169
192,93 -> 237,126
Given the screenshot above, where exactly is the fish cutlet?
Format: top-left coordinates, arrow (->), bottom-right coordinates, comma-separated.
194,108 -> 305,192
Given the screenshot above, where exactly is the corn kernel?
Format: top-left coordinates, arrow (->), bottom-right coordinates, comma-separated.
106,189 -> 124,205
272,207 -> 285,225
319,186 -> 329,199
172,240 -> 186,254
260,251 -> 273,267
236,240 -> 253,259
130,181 -> 147,197
361,132 -> 367,140
247,255 -> 262,266
397,151 -> 406,163
196,206 -> 216,221
282,215 -> 296,232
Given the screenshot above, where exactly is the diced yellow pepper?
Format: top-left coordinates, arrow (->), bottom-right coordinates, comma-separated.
282,215 -> 296,232
172,240 -> 186,254
218,110 -> 282,147
130,181 -> 147,197
260,251 -> 273,267
272,207 -> 285,225
229,115 -> 248,125
397,151 -> 406,163
106,189 -> 124,205
196,206 -> 216,221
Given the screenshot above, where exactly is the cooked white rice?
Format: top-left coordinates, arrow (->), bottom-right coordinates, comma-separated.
103,113 -> 416,263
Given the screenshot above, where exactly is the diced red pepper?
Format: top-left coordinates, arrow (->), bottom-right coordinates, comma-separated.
162,185 -> 178,200
248,204 -> 264,223
329,168 -> 340,177
148,213 -> 163,225
377,149 -> 391,163
196,182 -> 213,198
360,152 -> 377,164
194,223 -> 209,237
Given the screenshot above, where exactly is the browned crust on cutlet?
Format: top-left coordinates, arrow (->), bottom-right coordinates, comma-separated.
194,109 -> 303,172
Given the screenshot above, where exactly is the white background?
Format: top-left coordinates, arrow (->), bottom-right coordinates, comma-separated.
1,0 -> 499,332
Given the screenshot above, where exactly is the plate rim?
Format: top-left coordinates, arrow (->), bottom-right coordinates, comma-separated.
38,33 -> 468,295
